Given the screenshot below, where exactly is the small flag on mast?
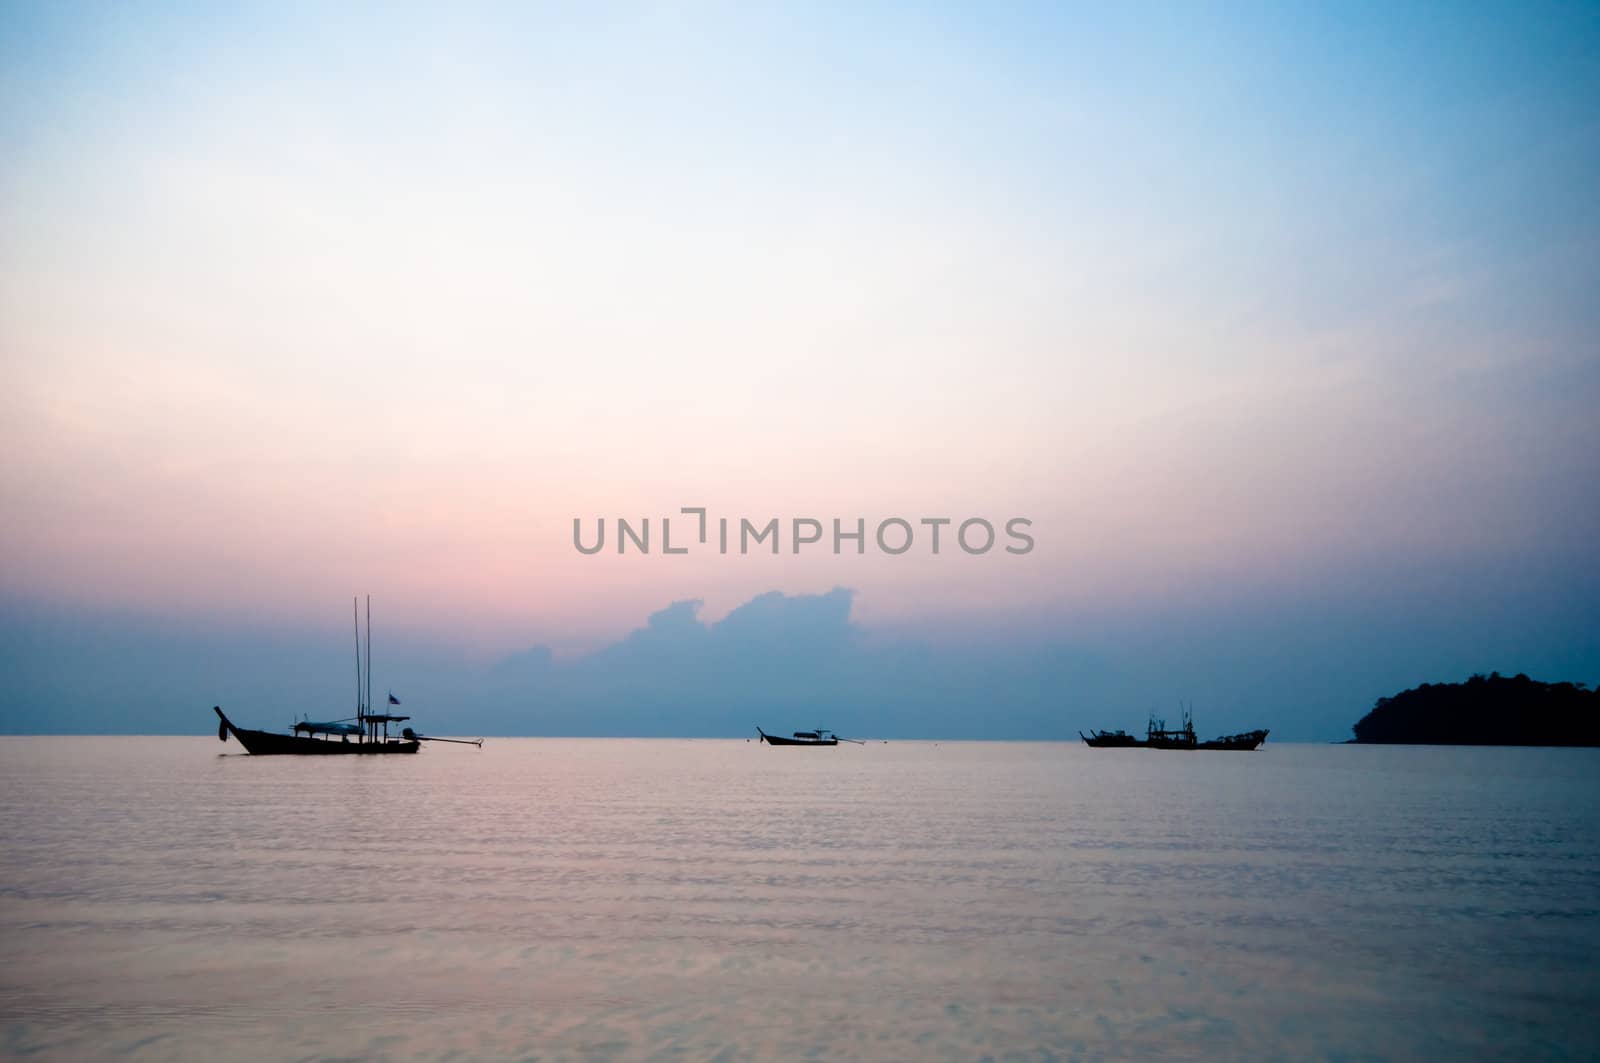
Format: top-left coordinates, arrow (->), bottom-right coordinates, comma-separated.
388,692 -> 401,705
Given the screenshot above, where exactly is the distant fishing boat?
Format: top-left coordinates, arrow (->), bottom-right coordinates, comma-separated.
213,597 -> 482,756
757,726 -> 843,746
1078,728 -> 1140,748
1194,729 -> 1270,750
1081,705 -> 1268,751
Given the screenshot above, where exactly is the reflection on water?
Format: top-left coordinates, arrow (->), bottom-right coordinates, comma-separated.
1,738 -> 1598,1059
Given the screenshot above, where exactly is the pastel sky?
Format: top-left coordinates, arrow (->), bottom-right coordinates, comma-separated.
2,3 -> 1597,736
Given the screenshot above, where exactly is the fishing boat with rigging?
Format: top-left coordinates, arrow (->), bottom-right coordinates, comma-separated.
212,597 -> 482,755
1080,705 -> 1268,750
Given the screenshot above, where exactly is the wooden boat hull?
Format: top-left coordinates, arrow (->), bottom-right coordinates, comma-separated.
216,707 -> 419,755
1196,729 -> 1269,750
757,728 -> 838,746
1079,731 -> 1143,748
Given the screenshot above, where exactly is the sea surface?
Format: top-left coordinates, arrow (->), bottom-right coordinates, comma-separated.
1,738 -> 1598,1061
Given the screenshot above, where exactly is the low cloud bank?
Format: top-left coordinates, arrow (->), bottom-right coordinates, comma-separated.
0,589 -> 1110,738
4,578 -> 1595,740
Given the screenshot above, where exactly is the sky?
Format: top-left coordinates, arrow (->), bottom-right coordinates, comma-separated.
2,2 -> 1597,738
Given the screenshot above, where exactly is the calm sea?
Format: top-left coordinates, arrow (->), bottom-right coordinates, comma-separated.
1,738 -> 1597,1061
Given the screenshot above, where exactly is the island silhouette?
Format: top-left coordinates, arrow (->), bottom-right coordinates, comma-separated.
1351,672 -> 1599,746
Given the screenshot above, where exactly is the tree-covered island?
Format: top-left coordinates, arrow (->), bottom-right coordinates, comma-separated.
1351,673 -> 1599,746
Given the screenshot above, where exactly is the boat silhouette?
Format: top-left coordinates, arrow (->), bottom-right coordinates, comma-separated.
757,726 -> 841,746
212,597 -> 480,755
1081,705 -> 1268,750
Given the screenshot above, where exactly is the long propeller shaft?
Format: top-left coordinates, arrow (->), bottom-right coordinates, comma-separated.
415,735 -> 484,747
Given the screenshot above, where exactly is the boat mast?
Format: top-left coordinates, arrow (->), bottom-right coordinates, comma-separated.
365,595 -> 373,743
353,596 -> 363,719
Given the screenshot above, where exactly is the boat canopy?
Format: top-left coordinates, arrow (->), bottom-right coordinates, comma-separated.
293,720 -> 363,737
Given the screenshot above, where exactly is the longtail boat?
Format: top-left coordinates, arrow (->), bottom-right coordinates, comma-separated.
212,597 -> 481,755
757,726 -> 841,746
214,705 -> 420,754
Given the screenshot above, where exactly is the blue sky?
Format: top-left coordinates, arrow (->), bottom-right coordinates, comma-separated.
1,2 -> 1597,736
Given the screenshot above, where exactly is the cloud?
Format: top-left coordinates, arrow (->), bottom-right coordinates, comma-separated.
0,588 -> 1118,739
483,587 -> 1112,739
3,574 -> 1596,741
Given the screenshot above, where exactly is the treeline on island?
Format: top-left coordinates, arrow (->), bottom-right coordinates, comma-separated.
1352,673 -> 1599,746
